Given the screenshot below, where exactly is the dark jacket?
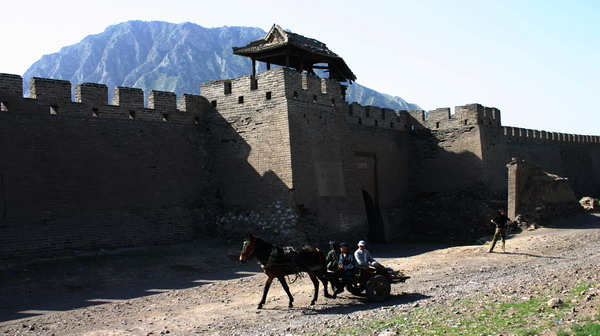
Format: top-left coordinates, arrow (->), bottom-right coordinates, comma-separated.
326,249 -> 339,271
492,214 -> 511,229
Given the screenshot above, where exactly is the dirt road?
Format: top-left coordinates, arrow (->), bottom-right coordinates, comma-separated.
1,213 -> 599,335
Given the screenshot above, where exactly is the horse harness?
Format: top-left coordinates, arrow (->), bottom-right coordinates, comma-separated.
260,246 -> 323,274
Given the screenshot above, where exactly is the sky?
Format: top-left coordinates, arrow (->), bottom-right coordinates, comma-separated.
1,0 -> 598,135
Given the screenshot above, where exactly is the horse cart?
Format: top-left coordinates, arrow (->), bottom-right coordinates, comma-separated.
343,266 -> 410,302
240,233 -> 410,308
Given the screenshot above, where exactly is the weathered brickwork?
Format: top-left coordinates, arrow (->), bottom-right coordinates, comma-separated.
1,65 -> 599,258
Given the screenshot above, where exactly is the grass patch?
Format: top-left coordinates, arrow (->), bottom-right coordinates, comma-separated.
316,281 -> 599,336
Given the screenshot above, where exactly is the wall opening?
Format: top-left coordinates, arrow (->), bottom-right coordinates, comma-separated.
50,105 -> 59,115
312,95 -> 317,102
266,91 -> 272,100
363,190 -> 384,243
92,108 -> 99,117
129,110 -> 136,119
293,91 -> 298,98
162,114 -> 169,122
356,153 -> 384,242
436,122 -> 440,128
194,116 -> 200,125
224,82 -> 232,95
0,102 -> 7,112
211,100 -> 217,107
238,96 -> 244,104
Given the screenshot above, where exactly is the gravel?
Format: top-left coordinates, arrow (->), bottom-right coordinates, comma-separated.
1,213 -> 599,335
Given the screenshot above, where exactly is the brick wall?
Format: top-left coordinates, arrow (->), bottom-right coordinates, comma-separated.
0,74 -> 212,259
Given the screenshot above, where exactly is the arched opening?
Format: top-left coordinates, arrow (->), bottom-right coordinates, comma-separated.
362,190 -> 384,243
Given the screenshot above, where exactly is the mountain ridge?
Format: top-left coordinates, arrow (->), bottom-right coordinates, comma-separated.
23,20 -> 420,110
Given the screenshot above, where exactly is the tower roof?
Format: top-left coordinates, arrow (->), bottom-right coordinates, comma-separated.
233,24 -> 356,83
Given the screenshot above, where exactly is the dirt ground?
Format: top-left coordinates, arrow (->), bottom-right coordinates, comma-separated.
1,213 -> 599,335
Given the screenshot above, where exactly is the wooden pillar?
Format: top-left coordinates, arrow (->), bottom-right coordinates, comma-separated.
252,57 -> 256,78
266,62 -> 271,70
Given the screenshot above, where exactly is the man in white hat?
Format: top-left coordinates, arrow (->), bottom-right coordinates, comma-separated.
354,240 -> 383,268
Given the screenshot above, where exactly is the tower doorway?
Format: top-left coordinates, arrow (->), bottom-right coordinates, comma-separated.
363,190 -> 384,242
355,153 -> 384,242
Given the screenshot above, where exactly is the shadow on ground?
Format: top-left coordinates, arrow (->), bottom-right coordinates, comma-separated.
0,238 -> 260,323
299,292 -> 431,316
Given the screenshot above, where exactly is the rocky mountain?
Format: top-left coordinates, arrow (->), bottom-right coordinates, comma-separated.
23,21 -> 419,110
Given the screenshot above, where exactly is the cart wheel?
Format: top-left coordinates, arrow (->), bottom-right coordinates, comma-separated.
346,282 -> 365,295
366,275 -> 391,302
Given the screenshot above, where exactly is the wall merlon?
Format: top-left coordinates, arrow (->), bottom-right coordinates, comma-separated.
148,90 -> 177,113
301,73 -> 322,92
0,73 -> 24,99
179,94 -> 208,113
30,77 -> 72,102
75,83 -> 108,105
113,86 -> 144,109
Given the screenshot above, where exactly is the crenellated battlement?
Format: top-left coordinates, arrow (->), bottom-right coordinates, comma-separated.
503,126 -> 600,146
346,102 -> 412,130
200,68 -> 344,113
0,73 -> 209,124
413,104 -> 501,130
344,103 -> 502,132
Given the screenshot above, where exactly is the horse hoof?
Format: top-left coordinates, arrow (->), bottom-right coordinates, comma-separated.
332,294 -> 337,299
324,293 -> 332,298
288,303 -> 293,308
257,304 -> 263,309
310,301 -> 316,305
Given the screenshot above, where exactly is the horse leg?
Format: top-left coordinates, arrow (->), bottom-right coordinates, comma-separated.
309,274 -> 319,305
330,277 -> 341,299
277,276 -> 294,308
258,276 -> 274,309
321,278 -> 332,298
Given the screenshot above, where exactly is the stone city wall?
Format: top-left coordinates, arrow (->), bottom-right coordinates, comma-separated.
0,74 -> 212,259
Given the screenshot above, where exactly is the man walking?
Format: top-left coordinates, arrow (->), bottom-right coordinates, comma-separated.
488,209 -> 511,253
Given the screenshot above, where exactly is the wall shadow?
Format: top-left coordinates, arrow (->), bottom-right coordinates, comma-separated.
0,242 -> 261,322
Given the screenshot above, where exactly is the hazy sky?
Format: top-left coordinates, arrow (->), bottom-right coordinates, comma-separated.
1,0 -> 598,135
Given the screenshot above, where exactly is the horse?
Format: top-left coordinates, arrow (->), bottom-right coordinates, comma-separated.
239,232 -> 339,309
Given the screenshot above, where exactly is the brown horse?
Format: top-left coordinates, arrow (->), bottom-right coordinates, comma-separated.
239,233 -> 338,309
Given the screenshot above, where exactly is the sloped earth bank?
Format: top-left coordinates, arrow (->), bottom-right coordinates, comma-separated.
1,213 -> 599,335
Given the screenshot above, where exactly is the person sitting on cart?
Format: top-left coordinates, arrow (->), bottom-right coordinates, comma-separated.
325,240 -> 340,272
354,240 -> 384,269
338,242 -> 356,274
334,242 -> 356,295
